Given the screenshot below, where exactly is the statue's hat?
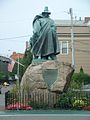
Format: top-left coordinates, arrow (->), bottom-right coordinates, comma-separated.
42,6 -> 51,14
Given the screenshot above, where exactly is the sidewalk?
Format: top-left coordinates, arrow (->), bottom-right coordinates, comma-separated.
0,85 -> 14,111
0,94 -> 5,111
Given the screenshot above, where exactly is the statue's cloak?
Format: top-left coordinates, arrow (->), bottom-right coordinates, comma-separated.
31,14 -> 60,57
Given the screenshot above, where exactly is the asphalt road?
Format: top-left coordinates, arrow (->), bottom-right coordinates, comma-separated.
0,110 -> 90,120
0,115 -> 90,120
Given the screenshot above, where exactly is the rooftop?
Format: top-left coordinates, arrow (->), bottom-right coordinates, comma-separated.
55,19 -> 87,26
0,56 -> 11,63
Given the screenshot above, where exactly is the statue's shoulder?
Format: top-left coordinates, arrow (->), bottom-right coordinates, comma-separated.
33,14 -> 43,25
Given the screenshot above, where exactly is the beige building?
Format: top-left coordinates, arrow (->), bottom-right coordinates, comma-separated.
55,17 -> 90,75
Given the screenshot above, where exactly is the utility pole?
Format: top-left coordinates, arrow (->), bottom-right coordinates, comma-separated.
69,8 -> 75,69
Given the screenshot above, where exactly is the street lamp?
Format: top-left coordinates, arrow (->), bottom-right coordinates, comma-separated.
17,54 -> 20,87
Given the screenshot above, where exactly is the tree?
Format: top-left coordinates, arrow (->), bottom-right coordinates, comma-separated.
0,71 -> 9,83
70,67 -> 90,89
23,48 -> 33,68
12,48 -> 33,82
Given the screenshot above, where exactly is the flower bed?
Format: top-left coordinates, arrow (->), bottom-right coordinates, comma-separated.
6,102 -> 32,110
83,106 -> 90,110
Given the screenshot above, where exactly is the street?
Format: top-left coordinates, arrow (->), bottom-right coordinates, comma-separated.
0,110 -> 90,120
0,114 -> 90,120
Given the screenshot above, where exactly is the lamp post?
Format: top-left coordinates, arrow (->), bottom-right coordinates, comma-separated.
17,54 -> 20,87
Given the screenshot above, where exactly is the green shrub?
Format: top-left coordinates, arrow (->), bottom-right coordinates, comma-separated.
73,99 -> 84,109
56,92 -> 73,109
28,101 -> 48,109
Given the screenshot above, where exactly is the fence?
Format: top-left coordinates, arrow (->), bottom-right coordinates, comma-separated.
5,90 -> 90,110
5,90 -> 60,109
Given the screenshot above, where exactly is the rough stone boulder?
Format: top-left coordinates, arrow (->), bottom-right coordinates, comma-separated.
21,60 -> 74,93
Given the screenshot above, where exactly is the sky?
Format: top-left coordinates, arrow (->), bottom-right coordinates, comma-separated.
0,0 -> 90,57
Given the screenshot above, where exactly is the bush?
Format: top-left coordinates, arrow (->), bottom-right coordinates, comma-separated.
28,101 -> 48,109
56,92 -> 73,109
71,67 -> 90,89
73,99 -> 84,109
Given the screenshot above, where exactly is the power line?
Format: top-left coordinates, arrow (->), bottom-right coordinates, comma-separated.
0,10 -> 89,24
0,35 -> 31,41
0,19 -> 30,24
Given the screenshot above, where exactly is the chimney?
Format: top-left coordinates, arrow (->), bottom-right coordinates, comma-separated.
26,41 -> 29,50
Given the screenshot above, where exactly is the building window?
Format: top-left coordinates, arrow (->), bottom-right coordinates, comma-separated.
60,41 -> 68,54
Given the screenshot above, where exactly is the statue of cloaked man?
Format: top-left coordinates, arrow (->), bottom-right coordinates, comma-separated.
30,6 -> 60,60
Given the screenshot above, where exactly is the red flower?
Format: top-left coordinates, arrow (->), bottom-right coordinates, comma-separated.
83,106 -> 90,110
6,102 -> 32,110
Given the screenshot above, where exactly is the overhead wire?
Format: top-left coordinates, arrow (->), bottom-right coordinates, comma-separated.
0,35 -> 31,41
0,14 -> 90,54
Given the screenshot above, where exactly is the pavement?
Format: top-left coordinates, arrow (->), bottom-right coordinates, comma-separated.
0,113 -> 90,120
0,94 -> 5,111
0,85 -> 14,111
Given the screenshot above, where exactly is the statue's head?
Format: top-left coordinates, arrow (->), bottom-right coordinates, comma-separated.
42,6 -> 51,15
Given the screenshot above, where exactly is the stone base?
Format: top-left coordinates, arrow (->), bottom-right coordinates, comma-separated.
21,60 -> 74,93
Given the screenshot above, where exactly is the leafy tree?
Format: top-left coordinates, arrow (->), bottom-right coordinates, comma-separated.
0,72 -> 5,79
11,48 -> 33,82
70,67 -> 90,90
23,48 -> 33,68
80,66 -> 84,74
0,71 -> 9,83
12,58 -> 25,79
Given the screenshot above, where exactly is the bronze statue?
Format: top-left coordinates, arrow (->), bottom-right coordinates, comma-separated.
30,6 -> 60,60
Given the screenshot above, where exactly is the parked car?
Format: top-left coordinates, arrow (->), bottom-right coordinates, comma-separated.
3,82 -> 9,86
